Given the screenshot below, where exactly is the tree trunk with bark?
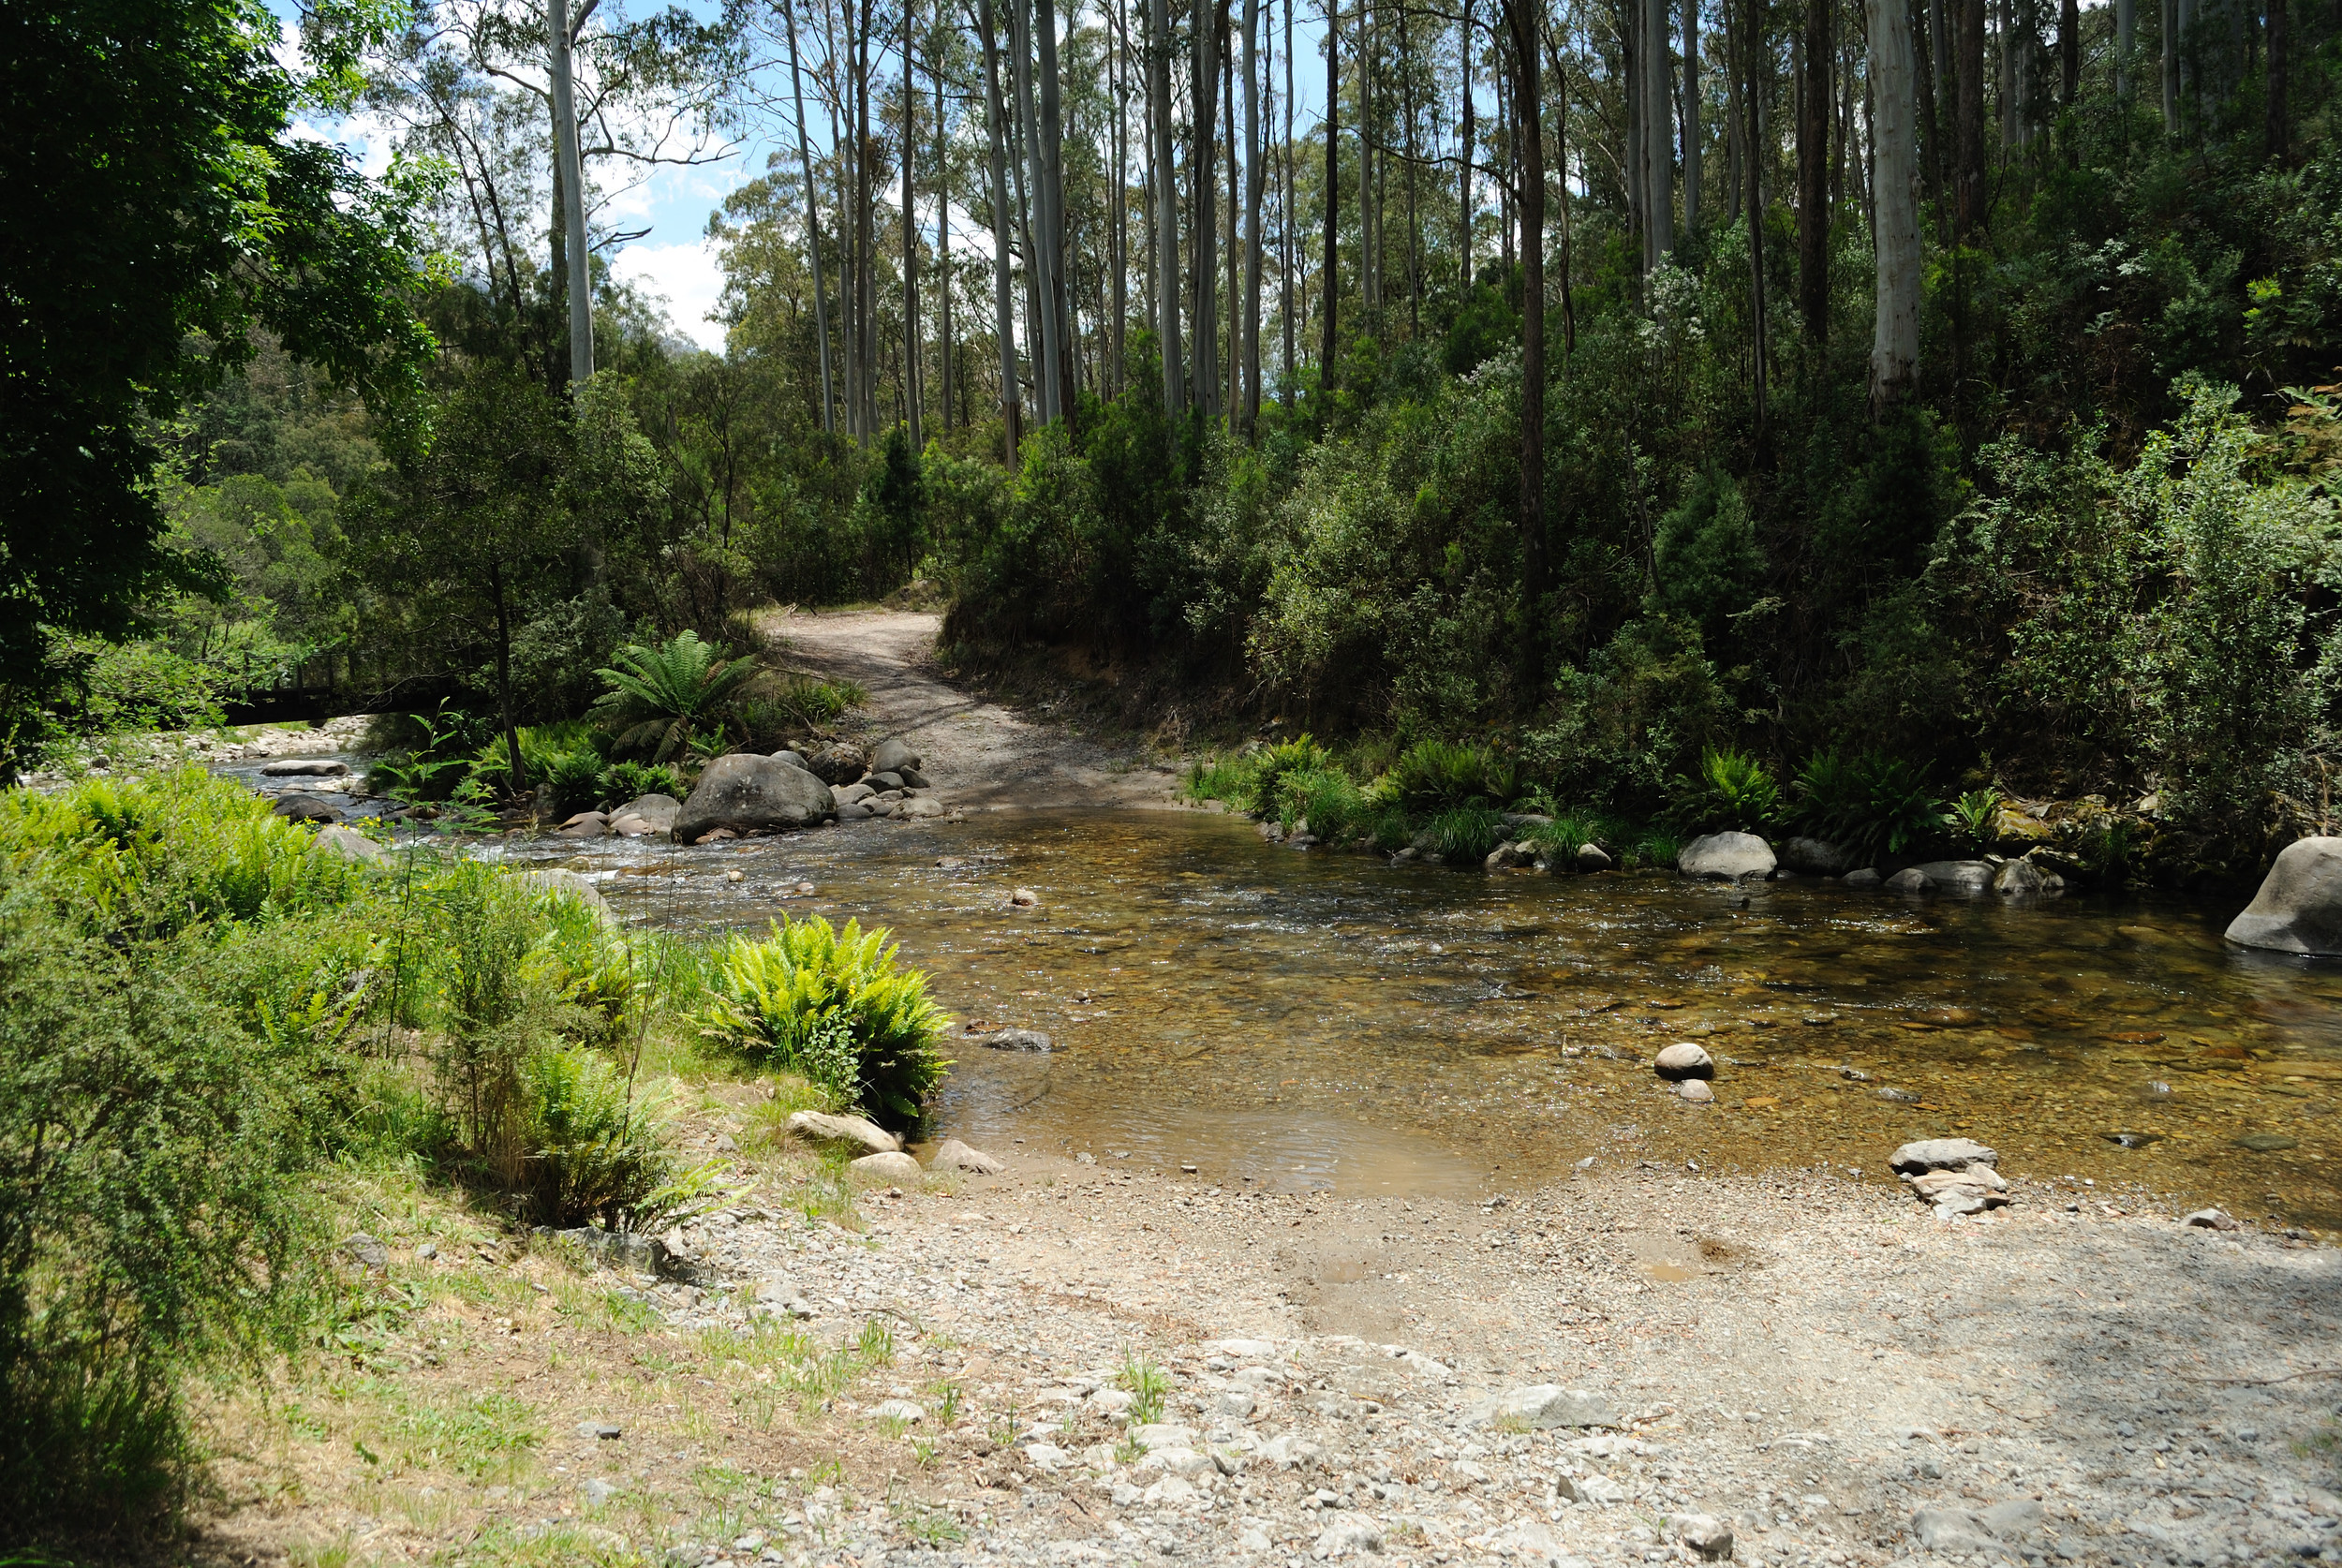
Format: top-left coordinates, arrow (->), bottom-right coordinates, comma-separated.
1867,0 -> 1920,406
1797,0 -> 1829,345
1321,0 -> 1340,391
977,0 -> 1024,458
1501,0 -> 1547,691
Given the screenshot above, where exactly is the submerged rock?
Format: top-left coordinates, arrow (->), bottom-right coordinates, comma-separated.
674,753 -> 834,842
974,1028 -> 1053,1052
1677,832 -> 1777,881
1844,866 -> 1884,889
1885,866 -> 1934,893
2226,836 -> 2342,955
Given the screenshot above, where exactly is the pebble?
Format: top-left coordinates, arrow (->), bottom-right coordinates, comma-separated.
1676,1079 -> 1714,1102
1010,886 -> 1042,908
2184,1207 -> 2242,1231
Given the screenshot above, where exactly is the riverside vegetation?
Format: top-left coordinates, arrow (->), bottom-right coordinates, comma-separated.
0,770 -> 950,1546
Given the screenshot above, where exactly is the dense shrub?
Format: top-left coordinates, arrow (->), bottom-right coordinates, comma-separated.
697,916 -> 951,1125
1381,739 -> 1519,811
1671,746 -> 1780,833
1788,751 -> 1941,861
1423,802 -> 1507,862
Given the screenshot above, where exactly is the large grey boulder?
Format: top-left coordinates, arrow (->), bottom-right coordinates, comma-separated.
1777,836 -> 1856,875
263,758 -> 349,777
514,868 -> 614,921
314,823 -> 384,864
674,753 -> 835,842
871,736 -> 922,777
1890,1137 -> 1999,1174
272,792 -> 342,823
2226,836 -> 2342,954
1677,832 -> 1776,881
771,749 -> 812,772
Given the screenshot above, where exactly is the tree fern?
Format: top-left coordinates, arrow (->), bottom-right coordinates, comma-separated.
588,631 -> 761,763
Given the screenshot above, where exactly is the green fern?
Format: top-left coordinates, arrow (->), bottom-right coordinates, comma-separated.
696,916 -> 952,1125
589,632 -> 761,764
1670,746 -> 1781,833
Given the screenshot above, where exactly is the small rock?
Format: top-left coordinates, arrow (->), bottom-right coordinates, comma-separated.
1994,857 -> 2049,896
1673,1513 -> 1735,1561
576,1421 -> 624,1440
2185,1207 -> 2242,1230
770,749 -> 812,772
1152,1446 -> 1216,1477
559,812 -> 612,837
1559,1472 -> 1628,1505
850,1150 -> 922,1181
262,759 -> 350,777
579,1477 -> 620,1505
1215,1390 -> 1256,1417
1843,867 -> 1883,888
1010,886 -> 1042,908
1237,1525 -> 1273,1553
1876,1087 -> 1923,1103
2234,1132 -> 2301,1152
1129,1422 -> 1200,1450
1890,1137 -> 1999,1173
786,1110 -> 903,1154
610,793 -> 681,834
1468,1384 -> 1620,1429
314,823 -> 385,863
871,1398 -> 925,1424
1142,1473 -> 1199,1505
897,795 -> 944,819
1905,859 -> 1996,892
1485,1517 -> 1573,1565
1313,1516 -> 1382,1557
1677,832 -> 1777,881
931,1137 -> 1004,1174
871,737 -> 922,776
1676,1079 -> 1714,1102
805,741 -> 868,785
1885,866 -> 1934,894
1576,841 -> 1613,871
416,1241 -> 437,1261
973,1028 -> 1054,1052
341,1232 -> 389,1270
1653,1043 -> 1715,1081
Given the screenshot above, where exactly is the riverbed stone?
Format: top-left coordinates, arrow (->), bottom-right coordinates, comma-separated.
514,868 -> 614,920
898,766 -> 931,788
1576,841 -> 1613,871
1468,1385 -> 1620,1429
1677,1079 -> 1715,1102
974,1028 -> 1053,1052
314,823 -> 385,864
770,748 -> 812,771
786,1110 -> 902,1154
674,753 -> 834,842
1885,866 -> 1934,893
273,792 -> 342,822
1844,867 -> 1883,888
897,795 -> 944,819
560,811 -> 611,836
1678,832 -> 1777,881
1010,886 -> 1041,908
1890,1137 -> 1999,1174
930,1137 -> 1004,1174
262,758 -> 349,777
850,1150 -> 922,1181
1673,1513 -> 1735,1561
833,781 -> 876,806
1777,836 -> 1857,876
1994,857 -> 2049,895
871,737 -> 921,777
806,741 -> 868,785
1653,1043 -> 1715,1081
1906,859 -> 1996,892
2185,1207 -> 2242,1230
610,793 -> 679,834
2226,836 -> 2342,954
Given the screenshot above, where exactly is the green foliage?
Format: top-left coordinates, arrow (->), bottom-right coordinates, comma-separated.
1524,620 -> 1729,817
1790,751 -> 1942,862
697,916 -> 951,1126
1670,747 -> 1781,834
1423,802 -> 1507,862
1520,812 -> 1601,861
1947,787 -> 2003,850
1273,766 -> 1369,839
590,630 -> 761,764
596,760 -> 689,808
1381,739 -> 1518,812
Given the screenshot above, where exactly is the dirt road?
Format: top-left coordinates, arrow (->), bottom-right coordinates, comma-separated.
767,609 -> 1184,811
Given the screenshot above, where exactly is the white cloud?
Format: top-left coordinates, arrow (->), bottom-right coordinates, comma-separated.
612,240 -> 728,351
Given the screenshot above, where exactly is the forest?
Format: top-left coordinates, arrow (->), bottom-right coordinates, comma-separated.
8,0 -> 2342,865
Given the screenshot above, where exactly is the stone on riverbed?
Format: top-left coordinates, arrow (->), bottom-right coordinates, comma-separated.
263,758 -> 349,777
1677,832 -> 1776,881
1844,867 -> 1883,888
314,823 -> 384,864
1885,866 -> 1934,893
930,1137 -> 1004,1174
560,810 -> 611,836
1676,1079 -> 1714,1102
1469,1384 -> 1620,1429
806,741 -> 868,785
674,754 -> 834,842
2226,836 -> 2342,955
1777,836 -> 1856,875
787,1110 -> 902,1154
973,1028 -> 1054,1052
1890,1138 -> 1999,1173
1576,841 -> 1613,871
849,1150 -> 922,1181
1653,1043 -> 1714,1081
897,795 -> 944,820
272,792 -> 342,822
2185,1207 -> 2241,1231
513,868 -> 614,922
871,736 -> 921,777
1905,859 -> 1996,893
609,793 -> 679,835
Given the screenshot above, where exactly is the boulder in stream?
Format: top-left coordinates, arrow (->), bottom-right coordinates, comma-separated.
1678,832 -> 1776,880
263,758 -> 349,777
1905,859 -> 1996,893
1777,836 -> 1857,876
1653,1043 -> 1715,1081
609,793 -> 680,835
513,868 -> 614,922
806,742 -> 868,785
272,792 -> 342,823
871,736 -> 922,777
2226,836 -> 2342,955
674,754 -> 834,842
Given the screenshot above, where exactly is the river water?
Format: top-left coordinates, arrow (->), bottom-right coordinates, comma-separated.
492,806 -> 2341,1232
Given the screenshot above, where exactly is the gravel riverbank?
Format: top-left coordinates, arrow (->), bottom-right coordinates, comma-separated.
616,1149 -> 2342,1568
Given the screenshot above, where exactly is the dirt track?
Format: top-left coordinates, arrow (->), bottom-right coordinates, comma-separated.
766,609 -> 1185,811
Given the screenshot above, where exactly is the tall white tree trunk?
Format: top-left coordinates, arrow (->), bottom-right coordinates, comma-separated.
784,0 -> 834,434
1241,0 -> 1264,432
2113,0 -> 2132,99
548,0 -> 594,381
1149,0 -> 1183,413
1867,0 -> 1920,405
977,0 -> 1024,457
1645,0 -> 1674,260
1682,0 -> 1700,232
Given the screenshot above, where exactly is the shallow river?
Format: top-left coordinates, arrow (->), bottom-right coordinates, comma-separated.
497,807 -> 2338,1228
